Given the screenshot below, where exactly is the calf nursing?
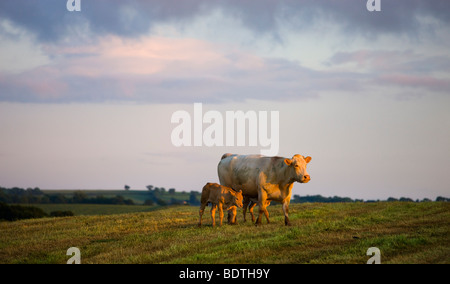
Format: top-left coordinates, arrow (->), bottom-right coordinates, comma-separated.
218,153 -> 311,226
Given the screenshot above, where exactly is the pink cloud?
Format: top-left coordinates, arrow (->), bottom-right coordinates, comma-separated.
3,35 -> 326,103
376,73 -> 450,92
5,36 -> 448,103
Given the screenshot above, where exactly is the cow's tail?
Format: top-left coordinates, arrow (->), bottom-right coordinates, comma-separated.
221,153 -> 234,160
200,183 -> 211,205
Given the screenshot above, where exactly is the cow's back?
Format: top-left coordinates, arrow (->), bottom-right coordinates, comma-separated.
218,154 -> 274,197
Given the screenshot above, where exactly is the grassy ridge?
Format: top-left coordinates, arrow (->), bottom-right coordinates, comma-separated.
0,202 -> 448,264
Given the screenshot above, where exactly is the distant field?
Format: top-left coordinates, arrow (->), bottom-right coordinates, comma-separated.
41,189 -> 191,205
0,202 -> 448,264
27,203 -> 161,216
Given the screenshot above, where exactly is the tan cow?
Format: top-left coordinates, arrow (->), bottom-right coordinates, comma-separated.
198,182 -> 243,227
218,153 -> 311,226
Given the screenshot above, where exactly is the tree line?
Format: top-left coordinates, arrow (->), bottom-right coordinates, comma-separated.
143,185 -> 200,206
0,187 -> 134,205
0,202 -> 73,221
2,186 -> 447,208
0,186 -> 200,207
292,194 -> 450,203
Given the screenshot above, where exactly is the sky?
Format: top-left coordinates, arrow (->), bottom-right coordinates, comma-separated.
0,0 -> 449,200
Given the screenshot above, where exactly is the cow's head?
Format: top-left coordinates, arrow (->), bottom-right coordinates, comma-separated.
231,189 -> 244,208
284,154 -> 311,183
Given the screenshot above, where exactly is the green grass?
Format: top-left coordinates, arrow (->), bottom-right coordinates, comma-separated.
0,202 -> 448,264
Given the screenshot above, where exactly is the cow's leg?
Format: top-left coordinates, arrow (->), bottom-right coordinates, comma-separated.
249,201 -> 257,222
263,201 -> 270,223
282,201 -> 291,226
218,203 -> 224,226
198,203 -> 206,227
242,197 -> 250,222
255,193 -> 269,226
211,204 -> 217,227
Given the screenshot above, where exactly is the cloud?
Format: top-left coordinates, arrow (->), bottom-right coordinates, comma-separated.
1,1 -> 449,103
326,49 -> 450,96
2,33 -> 449,103
0,35 -> 372,103
328,50 -> 450,74
375,74 -> 450,93
1,0 -> 450,43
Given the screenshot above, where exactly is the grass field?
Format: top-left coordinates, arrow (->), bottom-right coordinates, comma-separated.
0,202 -> 448,264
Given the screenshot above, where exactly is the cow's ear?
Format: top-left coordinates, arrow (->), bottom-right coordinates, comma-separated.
284,158 -> 292,166
304,156 -> 312,163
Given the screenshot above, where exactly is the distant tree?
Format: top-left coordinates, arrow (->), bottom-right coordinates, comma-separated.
146,185 -> 154,191
156,198 -> 167,206
399,197 -> 414,202
144,199 -> 154,206
170,198 -> 183,205
168,188 -> 176,195
113,195 -> 125,205
72,191 -> 87,203
0,189 -> 11,203
387,197 -> 398,202
189,191 -> 200,205
0,202 -> 47,221
49,193 -> 67,204
123,198 -> 134,205
40,195 -> 50,204
436,196 -> 450,202
124,185 -> 130,191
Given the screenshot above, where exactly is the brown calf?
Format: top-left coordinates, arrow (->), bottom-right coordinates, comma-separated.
198,182 -> 243,227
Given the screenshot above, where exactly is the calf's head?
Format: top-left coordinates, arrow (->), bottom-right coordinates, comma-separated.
230,189 -> 244,208
284,154 -> 311,183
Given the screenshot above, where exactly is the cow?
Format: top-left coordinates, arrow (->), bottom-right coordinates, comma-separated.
198,182 -> 244,227
218,153 -> 311,226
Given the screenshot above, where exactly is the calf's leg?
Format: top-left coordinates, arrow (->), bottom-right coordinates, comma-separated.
228,206 -> 237,225
198,203 -> 206,227
218,203 -> 224,226
210,204 -> 217,227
